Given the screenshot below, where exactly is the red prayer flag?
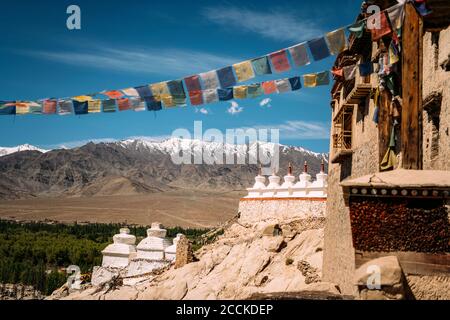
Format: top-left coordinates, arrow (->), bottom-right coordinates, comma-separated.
269,50 -> 291,73
189,91 -> 204,106
262,81 -> 278,94
43,100 -> 57,114
184,75 -> 202,92
332,67 -> 344,77
117,98 -> 131,111
103,90 -> 124,99
369,11 -> 392,41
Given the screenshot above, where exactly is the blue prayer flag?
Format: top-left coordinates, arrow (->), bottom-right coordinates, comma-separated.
308,37 -> 331,61
289,77 -> 302,91
0,101 -> 16,115
359,62 -> 374,77
135,85 -> 153,98
145,96 -> 162,111
216,66 -> 237,88
217,88 -> 234,101
73,100 -> 88,115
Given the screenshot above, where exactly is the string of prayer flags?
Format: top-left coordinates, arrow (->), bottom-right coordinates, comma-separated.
289,76 -> 302,91
348,20 -> 366,39
326,28 -> 347,55
262,81 -> 278,95
43,100 -> 57,114
189,91 -> 203,106
233,85 -> 248,99
151,82 -> 170,101
167,80 -> 187,106
343,65 -> 357,80
359,62 -> 374,77
369,11 -> 392,41
233,61 -> 255,82
216,66 -> 237,88
73,100 -> 88,115
308,37 -> 331,61
247,84 -> 263,99
251,56 -> 272,76
102,99 -> 117,113
184,75 -> 202,92
58,100 -> 73,115
103,90 -> 124,99
203,89 -> 219,104
269,50 -> 291,73
289,43 -> 310,67
200,71 -> 219,91
88,100 -> 102,113
217,88 -> 234,101
275,79 -> 291,93
117,98 -> 132,111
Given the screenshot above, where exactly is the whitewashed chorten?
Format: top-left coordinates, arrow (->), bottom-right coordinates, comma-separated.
101,228 -> 137,269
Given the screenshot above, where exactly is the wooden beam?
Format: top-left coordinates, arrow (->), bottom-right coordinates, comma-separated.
401,3 -> 423,169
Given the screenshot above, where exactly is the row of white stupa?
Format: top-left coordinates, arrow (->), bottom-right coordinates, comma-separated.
101,223 -> 182,275
246,161 -> 328,199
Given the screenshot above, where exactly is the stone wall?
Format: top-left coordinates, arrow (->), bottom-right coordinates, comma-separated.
422,26 -> 450,171
238,198 -> 326,225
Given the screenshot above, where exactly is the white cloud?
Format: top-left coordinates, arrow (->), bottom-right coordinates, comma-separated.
20,46 -> 238,76
195,108 -> 209,115
227,101 -> 244,115
238,120 -> 330,140
203,6 -> 324,42
259,98 -> 272,108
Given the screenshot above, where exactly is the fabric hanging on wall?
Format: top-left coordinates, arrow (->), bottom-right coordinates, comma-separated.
359,62 -> 374,76
326,28 -> 347,55
117,98 -> 132,111
289,43 -> 310,67
103,90 -> 124,99
217,88 -> 234,101
200,71 -> 220,90
43,100 -> 57,114
380,125 -> 397,171
135,85 -> 153,98
343,65 -> 357,80
389,42 -> 400,65
269,50 -> 291,73
303,74 -> 317,87
167,80 -> 187,105
348,20 -> 366,39
251,56 -> 272,76
130,97 -> 146,111
121,88 -> 140,97
73,100 -> 88,115
203,89 -> 219,104
189,91 -> 204,106
388,4 -> 405,32
28,102 -> 43,114
102,99 -> 116,113
0,101 -> 16,115
247,84 -> 264,98
308,37 -> 331,61
316,71 -> 330,86
289,77 -> 302,91
144,96 -> 162,111
275,79 -> 291,93
58,100 -> 73,115
233,61 -> 255,82
262,81 -> 278,95
216,66 -> 237,88
88,100 -> 102,113
73,95 -> 93,102
233,85 -> 248,99
150,82 -> 170,101
369,11 -> 392,41
184,75 -> 202,92
161,94 -> 176,108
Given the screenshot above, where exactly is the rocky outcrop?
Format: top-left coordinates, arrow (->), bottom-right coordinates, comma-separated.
0,284 -> 44,300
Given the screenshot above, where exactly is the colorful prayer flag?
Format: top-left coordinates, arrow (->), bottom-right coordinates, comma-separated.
269,50 -> 291,73
184,75 -> 202,92
167,80 -> 187,106
103,90 -> 124,99
275,79 -> 291,93
135,85 -> 153,98
233,86 -> 248,99
14,102 -> 30,115
348,20 -> 366,39
289,43 -> 310,67
43,100 -> 57,114
303,74 -> 317,88
102,99 -> 116,113
144,96 -> 162,111
262,81 -> 278,95
308,37 -> 331,61
29,102 -> 43,114
121,88 -> 140,97
359,62 -> 374,77
73,100 -> 88,115
203,89 -> 219,104
216,66 -> 237,88
217,88 -> 234,101
316,71 -> 330,86
88,100 -> 102,113
251,56 -> 272,76
332,67 -> 344,77
369,11 -> 392,41
289,77 -> 302,91
0,101 -> 16,115
326,28 -> 347,55
161,94 -> 176,108
343,65 -> 357,80
200,71 -> 219,90
233,61 -> 255,82
130,97 -> 146,112
73,95 -> 93,102
247,84 -> 263,98
151,82 -> 170,101
189,91 -> 204,106
117,98 -> 132,111
389,42 -> 400,65
58,100 -> 73,115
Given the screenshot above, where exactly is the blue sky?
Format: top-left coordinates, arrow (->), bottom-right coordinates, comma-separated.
0,0 -> 360,152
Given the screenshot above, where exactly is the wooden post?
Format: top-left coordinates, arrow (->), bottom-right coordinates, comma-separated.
401,3 -> 423,169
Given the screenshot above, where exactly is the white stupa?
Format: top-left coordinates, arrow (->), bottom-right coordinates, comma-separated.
279,163 -> 296,197
264,170 -> 281,197
165,233 -> 183,262
247,166 -> 267,198
101,228 -> 137,269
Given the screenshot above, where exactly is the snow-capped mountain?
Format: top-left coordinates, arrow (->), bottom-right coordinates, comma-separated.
0,144 -> 48,157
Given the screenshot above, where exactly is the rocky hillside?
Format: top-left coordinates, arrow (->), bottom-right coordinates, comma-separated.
0,138 -> 328,199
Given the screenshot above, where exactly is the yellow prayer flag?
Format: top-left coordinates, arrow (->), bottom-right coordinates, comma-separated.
151,82 -> 170,101
233,86 -> 248,99
15,102 -> 30,115
233,61 -> 255,82
161,94 -> 176,108
303,74 -> 317,88
73,95 -> 94,102
88,100 -> 102,113
326,29 -> 346,55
